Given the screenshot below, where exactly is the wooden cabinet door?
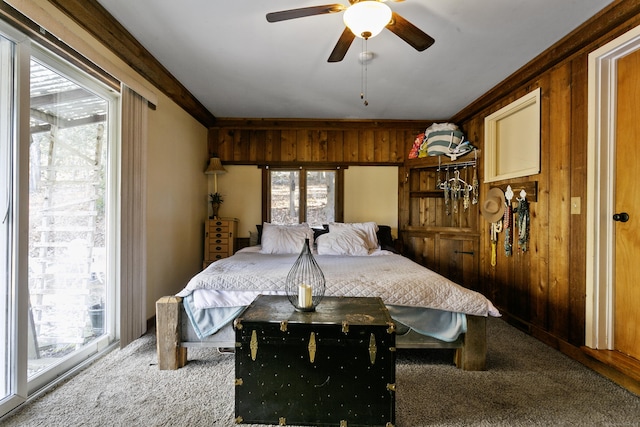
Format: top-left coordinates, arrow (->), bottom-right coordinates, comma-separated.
437,235 -> 479,291
403,232 -> 479,290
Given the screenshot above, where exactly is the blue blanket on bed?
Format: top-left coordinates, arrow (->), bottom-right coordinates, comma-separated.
183,294 -> 467,342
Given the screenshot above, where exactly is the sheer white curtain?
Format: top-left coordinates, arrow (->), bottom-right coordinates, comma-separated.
120,85 -> 148,347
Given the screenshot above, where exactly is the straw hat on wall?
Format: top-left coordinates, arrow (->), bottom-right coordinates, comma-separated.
481,187 -> 506,222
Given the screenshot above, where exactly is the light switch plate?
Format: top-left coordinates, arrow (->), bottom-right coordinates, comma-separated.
571,197 -> 581,215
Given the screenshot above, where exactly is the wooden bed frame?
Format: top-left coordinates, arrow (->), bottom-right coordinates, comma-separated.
156,296 -> 487,371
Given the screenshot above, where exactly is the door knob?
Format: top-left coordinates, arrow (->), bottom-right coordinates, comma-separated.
613,212 -> 630,222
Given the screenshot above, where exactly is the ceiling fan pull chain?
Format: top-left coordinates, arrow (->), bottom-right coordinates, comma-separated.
361,37 -> 369,106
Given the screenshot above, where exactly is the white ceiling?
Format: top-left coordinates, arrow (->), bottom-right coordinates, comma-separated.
96,0 -> 614,121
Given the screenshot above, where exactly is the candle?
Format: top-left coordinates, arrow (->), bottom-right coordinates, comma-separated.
298,283 -> 312,308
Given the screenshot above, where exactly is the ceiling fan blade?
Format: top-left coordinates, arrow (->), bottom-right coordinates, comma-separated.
328,27 -> 356,62
266,4 -> 346,22
386,11 -> 435,51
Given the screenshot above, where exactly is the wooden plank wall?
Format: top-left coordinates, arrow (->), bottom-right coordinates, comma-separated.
208,119 -> 429,166
451,0 -> 640,348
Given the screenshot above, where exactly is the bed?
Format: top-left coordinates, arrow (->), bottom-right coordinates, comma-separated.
156,222 -> 499,371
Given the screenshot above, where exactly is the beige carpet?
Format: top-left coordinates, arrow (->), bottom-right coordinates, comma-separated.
3,318 -> 640,426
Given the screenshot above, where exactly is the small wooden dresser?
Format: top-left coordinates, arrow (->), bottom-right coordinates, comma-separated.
203,218 -> 237,268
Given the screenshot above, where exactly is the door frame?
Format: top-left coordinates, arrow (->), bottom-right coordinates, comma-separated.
585,24 -> 640,349
0,22 -> 30,416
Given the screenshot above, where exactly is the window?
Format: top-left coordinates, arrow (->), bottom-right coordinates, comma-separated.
265,167 -> 343,226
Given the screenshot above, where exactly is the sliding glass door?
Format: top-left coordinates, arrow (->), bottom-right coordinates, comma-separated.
27,52 -> 115,389
1,21 -> 118,416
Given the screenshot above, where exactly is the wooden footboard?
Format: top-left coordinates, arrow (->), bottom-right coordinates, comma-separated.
156,296 -> 487,371
156,296 -> 187,370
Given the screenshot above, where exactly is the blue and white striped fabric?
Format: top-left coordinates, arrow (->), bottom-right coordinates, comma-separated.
420,130 -> 465,157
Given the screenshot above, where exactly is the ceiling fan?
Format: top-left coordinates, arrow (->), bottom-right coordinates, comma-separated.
266,0 -> 435,62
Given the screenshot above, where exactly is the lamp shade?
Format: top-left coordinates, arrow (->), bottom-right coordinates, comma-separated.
204,157 -> 226,175
343,1 -> 392,39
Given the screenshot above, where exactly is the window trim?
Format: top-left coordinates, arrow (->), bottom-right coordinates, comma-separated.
262,166 -> 344,224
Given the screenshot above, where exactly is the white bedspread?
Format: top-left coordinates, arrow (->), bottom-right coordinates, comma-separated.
177,248 -> 500,317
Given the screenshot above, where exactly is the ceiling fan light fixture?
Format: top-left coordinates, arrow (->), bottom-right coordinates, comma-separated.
343,1 -> 392,39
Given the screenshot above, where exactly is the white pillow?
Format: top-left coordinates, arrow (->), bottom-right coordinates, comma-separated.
259,222 -> 314,254
329,222 -> 379,250
316,228 -> 370,256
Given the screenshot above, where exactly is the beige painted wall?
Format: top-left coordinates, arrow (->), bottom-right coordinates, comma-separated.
146,100 -> 208,310
10,1 -> 209,317
212,165 -> 263,237
344,167 -> 398,237
218,166 -> 399,238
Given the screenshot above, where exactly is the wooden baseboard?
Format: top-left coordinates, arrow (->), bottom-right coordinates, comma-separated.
530,327 -> 640,396
499,313 -> 640,396
581,347 -> 640,384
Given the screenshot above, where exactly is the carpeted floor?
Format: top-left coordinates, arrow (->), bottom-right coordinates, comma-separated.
2,317 -> 640,426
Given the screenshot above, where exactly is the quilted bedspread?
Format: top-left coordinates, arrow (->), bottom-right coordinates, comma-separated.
177,249 -> 499,317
